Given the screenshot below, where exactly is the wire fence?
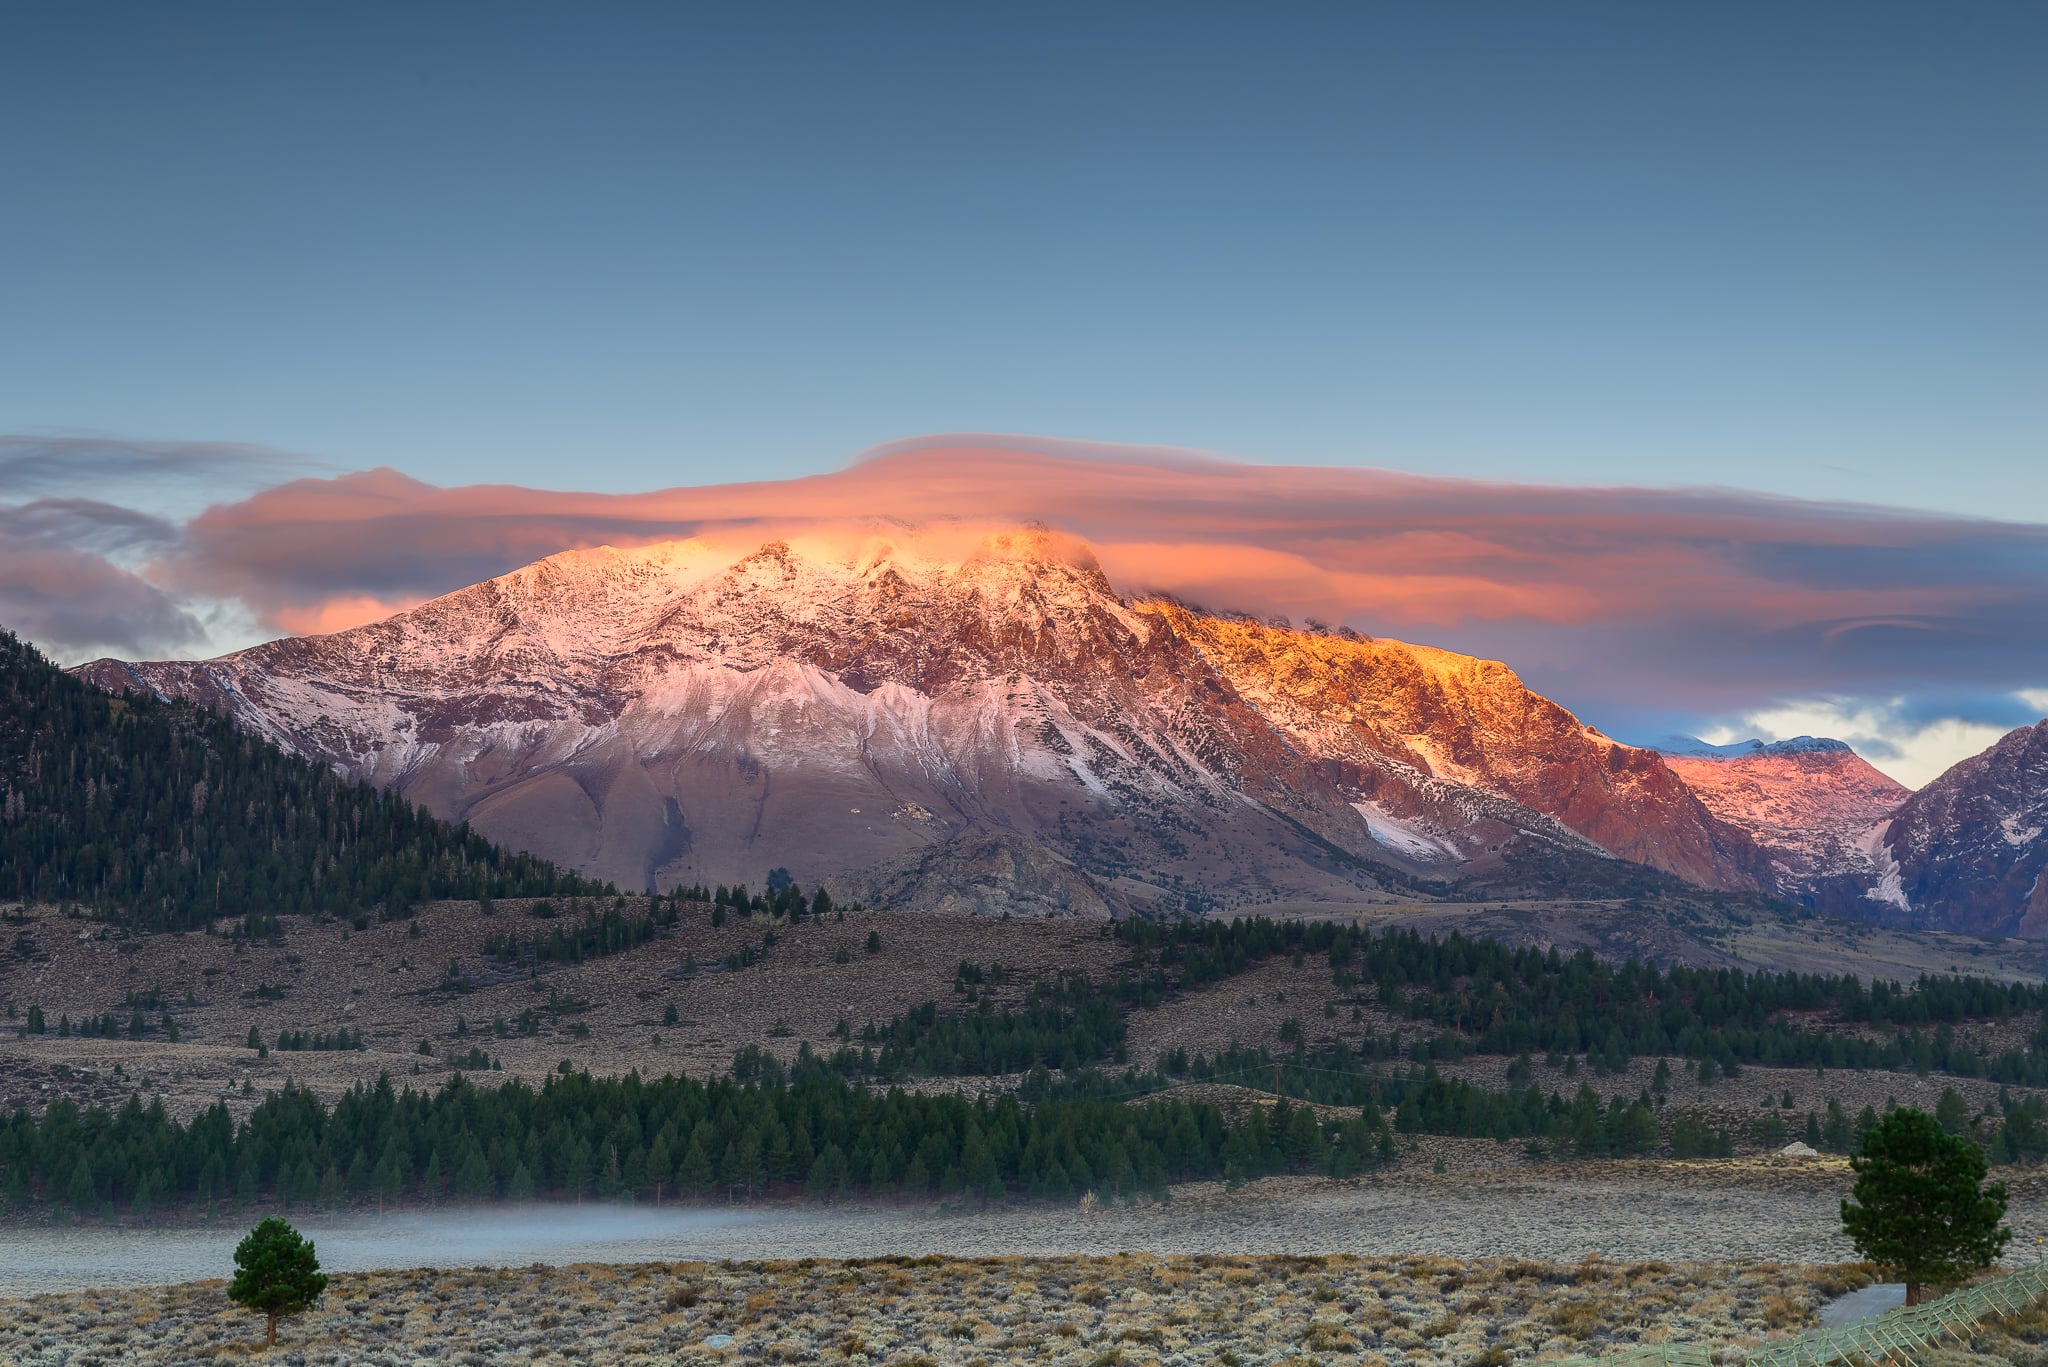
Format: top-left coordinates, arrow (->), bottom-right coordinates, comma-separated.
1548,1260 -> 2048,1367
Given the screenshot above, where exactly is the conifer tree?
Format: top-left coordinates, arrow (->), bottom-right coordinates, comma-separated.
678,1128 -> 714,1195
1842,1107 -> 2009,1304
228,1217 -> 328,1347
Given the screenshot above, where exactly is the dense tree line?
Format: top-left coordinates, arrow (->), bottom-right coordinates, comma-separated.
1113,916 -> 1342,1000
811,921 -> 2048,1164
779,916 -> 2048,1130
0,1053 -> 1393,1219
1120,917 -> 2041,1028
825,973 -> 1129,1079
0,631 -> 612,928
1126,1041 -> 1675,1156
712,872 -> 842,924
1327,929 -> 2044,1078
1387,1072 -> 1664,1155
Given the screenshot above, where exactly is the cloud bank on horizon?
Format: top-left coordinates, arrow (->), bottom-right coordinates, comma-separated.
4,433 -> 2045,789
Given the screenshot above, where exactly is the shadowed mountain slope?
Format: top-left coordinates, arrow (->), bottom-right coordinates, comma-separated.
1838,721 -> 2048,937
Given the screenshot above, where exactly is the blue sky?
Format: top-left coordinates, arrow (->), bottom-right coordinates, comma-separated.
2,2 -> 2042,511
1,3 -> 2044,783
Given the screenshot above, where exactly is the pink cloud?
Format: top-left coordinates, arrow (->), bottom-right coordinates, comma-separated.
269,594 -> 430,636
70,433 -> 2048,721
157,439 -> 2014,621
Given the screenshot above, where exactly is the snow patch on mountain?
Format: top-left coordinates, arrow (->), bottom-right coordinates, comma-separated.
1859,821 -> 1911,914
1351,801 -> 1463,864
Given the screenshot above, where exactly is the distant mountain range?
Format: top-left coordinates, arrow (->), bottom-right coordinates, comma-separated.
1654,738 -> 1909,897
71,529 -> 2048,935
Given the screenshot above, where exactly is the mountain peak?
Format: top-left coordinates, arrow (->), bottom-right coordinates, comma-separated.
1657,734 -> 1908,894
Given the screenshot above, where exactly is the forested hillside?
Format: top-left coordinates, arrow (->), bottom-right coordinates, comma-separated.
0,1060 -> 1394,1218
0,630 -> 610,928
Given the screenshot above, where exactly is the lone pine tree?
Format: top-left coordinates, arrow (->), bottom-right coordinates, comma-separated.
228,1216 -> 328,1347
1841,1107 -> 2009,1304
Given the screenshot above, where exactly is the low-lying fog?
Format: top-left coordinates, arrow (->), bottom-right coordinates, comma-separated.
0,1171 -> 1911,1296
0,1205 -> 775,1297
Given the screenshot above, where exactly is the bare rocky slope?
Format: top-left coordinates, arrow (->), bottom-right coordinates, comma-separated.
78,529 -> 1766,914
1658,737 -> 1909,891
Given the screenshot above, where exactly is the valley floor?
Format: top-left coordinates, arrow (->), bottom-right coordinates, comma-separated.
7,1132 -> 2048,1364
0,1250 -> 1879,1367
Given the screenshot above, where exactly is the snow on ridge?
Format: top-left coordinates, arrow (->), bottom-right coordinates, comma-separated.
1653,734 -> 1855,760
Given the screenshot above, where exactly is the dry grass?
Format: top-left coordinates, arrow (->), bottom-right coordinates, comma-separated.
2,1253 -> 2011,1367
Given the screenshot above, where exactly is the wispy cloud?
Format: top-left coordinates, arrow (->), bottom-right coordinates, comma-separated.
0,435 -> 319,512
0,435 -> 316,658
0,498 -> 182,560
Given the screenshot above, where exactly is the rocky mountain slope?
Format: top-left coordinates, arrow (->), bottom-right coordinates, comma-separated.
77,530 -> 1764,914
1841,721 -> 2048,937
1657,737 -> 1909,889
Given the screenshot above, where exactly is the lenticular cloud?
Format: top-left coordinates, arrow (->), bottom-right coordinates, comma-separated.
14,433 -> 2048,738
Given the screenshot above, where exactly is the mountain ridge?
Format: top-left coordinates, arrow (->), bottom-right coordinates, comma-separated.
1658,739 -> 1910,895
1835,720 -> 2048,937
76,530 -> 1769,914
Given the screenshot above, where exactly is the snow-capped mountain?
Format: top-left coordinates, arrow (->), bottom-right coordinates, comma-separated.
1656,736 -> 1909,888
77,529 -> 1766,914
1838,721 -> 2048,937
